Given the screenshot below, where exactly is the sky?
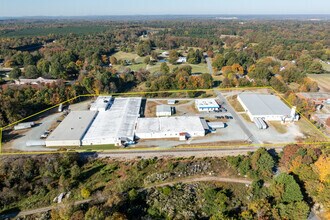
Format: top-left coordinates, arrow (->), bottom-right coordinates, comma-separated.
1,0 -> 330,17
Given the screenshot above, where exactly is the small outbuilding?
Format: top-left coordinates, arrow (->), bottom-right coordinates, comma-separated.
195,99 -> 220,112
167,99 -> 176,105
156,105 -> 173,117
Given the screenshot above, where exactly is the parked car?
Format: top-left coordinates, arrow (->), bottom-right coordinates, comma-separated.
40,133 -> 48,139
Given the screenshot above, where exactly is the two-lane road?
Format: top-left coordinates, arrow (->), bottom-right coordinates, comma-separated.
215,90 -> 260,144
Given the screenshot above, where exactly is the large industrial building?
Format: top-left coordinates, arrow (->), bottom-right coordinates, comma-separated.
237,93 -> 296,122
45,111 -> 97,147
135,116 -> 207,140
195,99 -> 220,112
90,96 -> 112,111
82,97 -> 142,146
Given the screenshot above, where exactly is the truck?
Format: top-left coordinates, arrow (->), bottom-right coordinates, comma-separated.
58,103 -> 63,112
14,122 -> 35,131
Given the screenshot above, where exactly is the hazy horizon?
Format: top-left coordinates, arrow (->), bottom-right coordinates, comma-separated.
1,0 -> 330,17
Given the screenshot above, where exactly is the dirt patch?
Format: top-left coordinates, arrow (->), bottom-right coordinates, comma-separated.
227,95 -> 244,112
145,100 -> 167,117
268,121 -> 288,134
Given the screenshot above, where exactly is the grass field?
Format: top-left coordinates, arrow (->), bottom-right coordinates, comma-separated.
308,74 -> 330,92
112,51 -> 141,61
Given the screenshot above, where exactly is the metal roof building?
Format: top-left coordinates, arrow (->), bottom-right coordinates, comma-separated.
45,111 -> 97,147
90,96 -> 112,112
237,93 -> 293,121
135,116 -> 206,140
82,97 -> 142,146
156,105 -> 172,117
195,99 -> 220,112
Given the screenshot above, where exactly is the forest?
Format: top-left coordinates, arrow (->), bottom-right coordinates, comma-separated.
0,19 -> 329,127
0,144 -> 329,219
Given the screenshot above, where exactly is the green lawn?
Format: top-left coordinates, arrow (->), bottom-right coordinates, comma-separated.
112,51 -> 141,61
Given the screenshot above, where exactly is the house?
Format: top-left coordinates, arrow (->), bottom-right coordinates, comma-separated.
177,57 -> 187,63
14,77 -> 58,85
296,93 -> 330,106
161,51 -> 169,57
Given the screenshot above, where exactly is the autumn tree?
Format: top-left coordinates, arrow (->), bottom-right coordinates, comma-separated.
314,155 -> 330,183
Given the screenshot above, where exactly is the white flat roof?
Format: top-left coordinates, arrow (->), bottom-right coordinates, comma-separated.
195,99 -> 219,108
156,105 -> 172,113
238,93 -> 291,116
46,111 -> 97,141
83,97 -> 142,143
90,96 -> 112,111
136,116 -> 205,134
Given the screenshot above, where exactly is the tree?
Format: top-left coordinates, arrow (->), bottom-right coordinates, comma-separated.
144,56 -> 150,64
110,56 -> 118,65
314,155 -> 330,183
85,206 -> 105,220
151,51 -> 158,60
37,59 -> 50,74
9,67 -> 22,79
250,148 -> 275,178
270,173 -> 303,203
136,40 -> 152,56
160,62 -> 170,74
168,50 -> 179,64
276,201 -> 309,220
308,61 -> 323,74
70,164 -> 81,180
212,54 -> 225,72
203,188 -> 229,216
24,65 -> 39,79
81,187 -> 91,199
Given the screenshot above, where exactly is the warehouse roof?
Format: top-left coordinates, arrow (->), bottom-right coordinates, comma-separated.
195,99 -> 219,108
156,105 -> 172,113
90,96 -> 112,111
82,97 -> 142,143
238,93 -> 291,116
46,111 -> 97,142
136,116 -> 205,134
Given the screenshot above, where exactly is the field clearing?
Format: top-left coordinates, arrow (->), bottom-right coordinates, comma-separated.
308,74 -> 330,92
112,51 -> 141,61
296,118 -> 329,142
115,63 -> 147,72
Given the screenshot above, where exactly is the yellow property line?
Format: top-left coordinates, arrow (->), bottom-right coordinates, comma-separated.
1,86 -> 329,155
270,87 -> 330,141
